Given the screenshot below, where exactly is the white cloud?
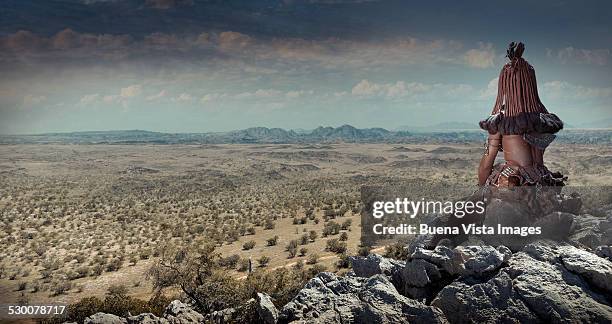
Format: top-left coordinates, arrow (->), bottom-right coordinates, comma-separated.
551,47 -> 610,66
174,93 -> 194,102
200,93 -> 226,103
146,90 -> 167,101
79,93 -> 100,104
464,42 -> 496,69
351,80 -> 431,98
479,77 -> 498,99
22,94 -> 47,106
349,79 -> 476,102
103,95 -> 118,103
120,84 -> 142,98
286,90 -> 314,99
542,81 -> 612,99
235,89 -> 283,99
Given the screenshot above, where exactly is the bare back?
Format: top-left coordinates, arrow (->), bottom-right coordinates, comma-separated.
502,134 -> 544,167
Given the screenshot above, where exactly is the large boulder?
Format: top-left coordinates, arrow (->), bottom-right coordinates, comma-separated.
127,313 -> 169,324
558,245 -> 612,294
432,272 -> 539,323
256,293 -> 279,324
84,313 -> 127,324
596,245 -> 612,261
278,272 -> 447,323
163,300 -> 204,323
570,214 -> 612,249
400,245 -> 511,300
349,254 -> 405,278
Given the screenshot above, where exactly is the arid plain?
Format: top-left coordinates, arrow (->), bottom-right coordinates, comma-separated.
1,142 -> 610,305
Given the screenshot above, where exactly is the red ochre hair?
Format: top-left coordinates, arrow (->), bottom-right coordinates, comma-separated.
479,42 -> 563,135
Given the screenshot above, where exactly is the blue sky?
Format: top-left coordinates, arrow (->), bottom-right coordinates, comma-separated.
0,0 -> 610,134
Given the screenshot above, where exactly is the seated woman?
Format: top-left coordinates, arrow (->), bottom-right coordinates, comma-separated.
478,42 -> 565,188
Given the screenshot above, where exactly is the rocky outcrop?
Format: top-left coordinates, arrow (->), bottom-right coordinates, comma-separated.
278,272 -> 447,323
163,300 -> 205,323
569,214 -> 612,249
84,313 -> 127,324
82,300 -> 202,324
127,313 -> 169,324
257,293 -> 279,324
431,242 -> 612,323
349,254 -> 405,278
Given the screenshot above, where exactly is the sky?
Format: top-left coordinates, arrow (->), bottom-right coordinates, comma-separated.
0,0 -> 611,134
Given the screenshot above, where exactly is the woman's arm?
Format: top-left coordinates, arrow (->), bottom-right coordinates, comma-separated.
478,132 -> 501,185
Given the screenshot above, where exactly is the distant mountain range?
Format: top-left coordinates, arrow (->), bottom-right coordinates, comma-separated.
395,122 -> 479,132
0,125 -> 609,144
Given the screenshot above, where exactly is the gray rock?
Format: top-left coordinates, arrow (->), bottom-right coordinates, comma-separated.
257,293 -> 279,324
410,246 -> 461,275
278,272 -> 447,323
163,300 -> 204,323
204,307 -> 236,324
127,313 -> 169,324
432,272 -> 538,323
84,313 -> 127,324
596,245 -> 612,260
569,214 -> 612,249
457,246 -> 510,277
481,198 -> 536,249
558,245 -> 612,294
403,259 -> 441,287
507,252 -> 612,323
350,254 -> 405,278
533,212 -> 575,240
522,240 -> 560,262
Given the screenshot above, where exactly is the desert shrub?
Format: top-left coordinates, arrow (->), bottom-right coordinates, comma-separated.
242,240 -> 256,250
51,280 -> 71,296
267,236 -> 279,246
336,253 -> 351,269
299,234 -> 309,245
106,258 -> 123,272
218,254 -> 241,269
75,266 -> 90,279
358,246 -> 371,257
286,240 -> 299,258
241,267 -> 313,308
384,240 -> 410,260
48,291 -> 171,324
258,256 -> 270,267
246,226 -> 256,235
341,219 -> 352,230
91,264 -> 104,277
237,259 -> 250,272
339,232 -> 348,241
306,253 -> 319,265
264,219 -> 275,230
326,239 -> 347,254
293,260 -> 304,270
322,221 -> 341,237
139,249 -> 151,260
17,281 -> 27,291
309,230 -> 318,242
308,264 -> 327,277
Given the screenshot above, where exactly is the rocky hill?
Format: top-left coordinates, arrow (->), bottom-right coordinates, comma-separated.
1,126 -> 610,145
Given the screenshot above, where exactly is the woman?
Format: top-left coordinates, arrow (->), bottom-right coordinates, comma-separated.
478,42 -> 565,187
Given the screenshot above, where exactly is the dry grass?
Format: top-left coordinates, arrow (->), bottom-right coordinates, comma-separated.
0,142 -> 609,304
